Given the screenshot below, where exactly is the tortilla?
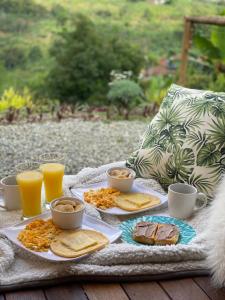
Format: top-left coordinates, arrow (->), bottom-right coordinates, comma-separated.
115,193 -> 160,211
50,229 -> 108,258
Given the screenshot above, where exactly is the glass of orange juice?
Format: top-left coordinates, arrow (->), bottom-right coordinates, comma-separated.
39,152 -> 64,164
17,170 -> 43,219
15,161 -> 40,174
39,163 -> 65,204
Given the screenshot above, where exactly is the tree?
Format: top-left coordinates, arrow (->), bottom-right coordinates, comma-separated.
107,78 -> 145,119
47,14 -> 145,104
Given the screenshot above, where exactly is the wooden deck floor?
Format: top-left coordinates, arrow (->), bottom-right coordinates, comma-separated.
2,276 -> 225,300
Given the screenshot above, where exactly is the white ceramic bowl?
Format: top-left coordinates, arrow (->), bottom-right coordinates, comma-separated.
50,196 -> 85,229
107,167 -> 136,192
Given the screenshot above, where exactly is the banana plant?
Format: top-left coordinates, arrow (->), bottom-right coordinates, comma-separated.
193,15 -> 225,74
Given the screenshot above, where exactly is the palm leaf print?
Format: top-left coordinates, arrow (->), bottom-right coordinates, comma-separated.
167,85 -> 191,101
141,124 -> 159,148
185,96 -> 200,106
159,124 -> 186,152
133,154 -> 152,177
149,143 -> 165,165
182,118 -> 204,133
166,148 -> 195,182
150,169 -> 175,190
187,98 -> 212,118
186,131 -> 207,151
155,104 -> 183,131
208,117 -> 225,148
126,150 -> 138,169
187,173 -> 213,196
211,102 -> 225,118
205,92 -> 225,102
197,143 -> 221,166
126,84 -> 225,200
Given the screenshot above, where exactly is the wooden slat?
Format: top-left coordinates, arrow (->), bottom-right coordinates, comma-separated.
122,282 -> 170,300
194,276 -> 225,300
5,289 -> 46,300
178,18 -> 193,85
159,278 -> 210,300
44,283 -> 87,300
186,16 -> 225,26
83,283 -> 128,300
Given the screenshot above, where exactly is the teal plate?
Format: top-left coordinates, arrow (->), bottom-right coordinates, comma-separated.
120,215 -> 196,246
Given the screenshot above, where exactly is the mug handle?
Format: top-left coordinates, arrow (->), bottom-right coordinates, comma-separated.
194,192 -> 207,211
0,187 -> 6,209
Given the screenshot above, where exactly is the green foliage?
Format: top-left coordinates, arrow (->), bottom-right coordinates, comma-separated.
0,47 -> 27,70
0,0 -> 48,17
28,46 -> 43,62
0,14 -> 29,33
0,87 -> 33,112
107,79 -> 145,112
47,14 -> 145,104
143,76 -> 173,106
51,4 -> 68,25
0,0 -> 218,105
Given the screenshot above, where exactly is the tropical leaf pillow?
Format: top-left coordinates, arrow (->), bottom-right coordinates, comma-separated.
126,84 -> 225,199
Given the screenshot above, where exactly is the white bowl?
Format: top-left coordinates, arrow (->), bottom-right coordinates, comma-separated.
50,196 -> 85,229
107,167 -> 136,192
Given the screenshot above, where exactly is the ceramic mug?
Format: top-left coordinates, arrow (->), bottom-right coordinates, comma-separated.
168,183 -> 207,219
0,175 -> 21,210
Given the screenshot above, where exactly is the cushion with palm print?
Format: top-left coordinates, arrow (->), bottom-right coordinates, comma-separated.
126,84 -> 225,199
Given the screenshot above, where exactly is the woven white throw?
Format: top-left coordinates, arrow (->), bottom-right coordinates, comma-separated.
0,161 -> 209,288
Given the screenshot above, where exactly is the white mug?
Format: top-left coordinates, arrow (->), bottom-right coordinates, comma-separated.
168,183 -> 207,219
0,175 -> 21,210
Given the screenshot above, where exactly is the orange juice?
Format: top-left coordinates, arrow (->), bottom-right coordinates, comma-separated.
17,171 -> 43,217
40,163 -> 65,203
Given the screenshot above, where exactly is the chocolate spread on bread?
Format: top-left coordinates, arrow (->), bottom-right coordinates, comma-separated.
155,224 -> 179,240
133,222 -> 158,245
132,222 -> 180,245
133,222 -> 157,237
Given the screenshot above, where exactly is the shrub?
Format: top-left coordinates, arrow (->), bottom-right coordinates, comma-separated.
47,14 -> 145,104
0,87 -> 33,112
107,72 -> 145,119
1,47 -> 27,69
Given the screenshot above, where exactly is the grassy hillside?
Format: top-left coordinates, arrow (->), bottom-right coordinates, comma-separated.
0,0 -> 218,97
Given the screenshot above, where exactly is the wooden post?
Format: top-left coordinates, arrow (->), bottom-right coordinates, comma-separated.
178,18 -> 193,85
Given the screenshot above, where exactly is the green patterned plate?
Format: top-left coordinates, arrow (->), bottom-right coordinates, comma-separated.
120,215 -> 196,246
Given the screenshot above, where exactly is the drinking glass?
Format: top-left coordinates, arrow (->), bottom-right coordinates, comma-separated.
39,152 -> 64,164
15,161 -> 40,174
16,170 -> 43,219
39,163 -> 65,205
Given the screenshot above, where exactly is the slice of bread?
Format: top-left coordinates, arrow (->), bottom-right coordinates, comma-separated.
51,229 -> 109,258
154,224 -> 179,245
115,193 -> 160,211
132,222 -> 158,245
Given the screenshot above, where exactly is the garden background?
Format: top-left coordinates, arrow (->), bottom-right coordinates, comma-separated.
0,0 -> 224,177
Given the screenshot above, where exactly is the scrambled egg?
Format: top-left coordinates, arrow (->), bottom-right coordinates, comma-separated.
18,219 -> 61,252
84,188 -> 120,209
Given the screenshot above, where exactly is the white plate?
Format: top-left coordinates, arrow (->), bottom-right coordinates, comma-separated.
0,211 -> 122,262
71,180 -> 168,216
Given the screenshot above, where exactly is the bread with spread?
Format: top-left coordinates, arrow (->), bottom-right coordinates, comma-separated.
133,221 -> 180,245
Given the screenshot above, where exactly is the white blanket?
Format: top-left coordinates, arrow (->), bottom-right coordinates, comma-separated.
0,161 -> 209,288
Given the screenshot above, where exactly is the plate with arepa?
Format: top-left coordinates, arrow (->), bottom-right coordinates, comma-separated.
0,211 -> 122,262
71,180 -> 167,216
120,215 -> 196,246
